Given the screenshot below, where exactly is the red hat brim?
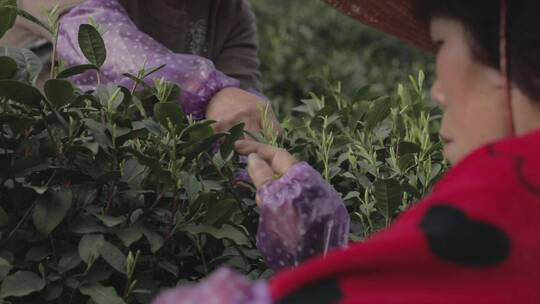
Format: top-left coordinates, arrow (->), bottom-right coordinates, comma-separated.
324,0 -> 437,53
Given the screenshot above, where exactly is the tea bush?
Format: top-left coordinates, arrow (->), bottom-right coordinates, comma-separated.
0,2 -> 445,304
251,0 -> 435,116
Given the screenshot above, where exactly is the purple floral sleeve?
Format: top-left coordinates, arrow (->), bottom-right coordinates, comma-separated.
256,162 -> 350,271
152,268 -> 271,304
57,0 -> 241,119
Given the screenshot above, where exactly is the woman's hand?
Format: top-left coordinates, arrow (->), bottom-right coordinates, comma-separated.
235,140 -> 297,205
206,87 -> 282,136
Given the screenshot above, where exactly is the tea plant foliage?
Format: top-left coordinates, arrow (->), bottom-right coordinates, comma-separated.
0,3 -> 444,304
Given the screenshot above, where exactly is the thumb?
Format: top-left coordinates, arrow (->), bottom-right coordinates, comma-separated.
247,153 -> 274,189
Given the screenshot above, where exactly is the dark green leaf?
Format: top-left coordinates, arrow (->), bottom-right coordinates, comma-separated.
71,218 -> 107,234
24,246 -> 51,262
0,46 -> 43,83
79,284 -> 126,304
141,228 -> 164,253
0,271 -> 45,298
58,250 -> 82,274
83,119 -> 113,148
182,224 -> 250,246
154,102 -> 185,132
0,80 -> 44,107
94,214 -> 126,228
365,97 -> 391,130
0,257 -> 12,281
0,56 -> 17,79
116,226 -> 143,247
32,188 -> 73,236
373,179 -> 403,219
220,123 -> 245,158
99,241 -> 126,274
398,141 -> 421,155
45,283 -> 63,301
184,120 -> 215,141
78,234 -> 105,264
57,64 -> 99,79
78,24 -> 106,67
0,206 -> 8,227
204,199 -> 237,227
0,1 -> 16,40
44,79 -> 75,108
179,172 -> 202,203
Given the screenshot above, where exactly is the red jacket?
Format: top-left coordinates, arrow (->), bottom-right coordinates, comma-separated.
271,129 -> 540,303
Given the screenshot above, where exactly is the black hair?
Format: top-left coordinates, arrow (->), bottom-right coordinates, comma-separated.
417,0 -> 540,101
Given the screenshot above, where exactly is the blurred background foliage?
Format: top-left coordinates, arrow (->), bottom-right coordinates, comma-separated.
251,0 -> 435,116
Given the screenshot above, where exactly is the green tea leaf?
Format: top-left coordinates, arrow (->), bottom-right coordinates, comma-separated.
57,64 -> 99,79
0,271 -> 45,298
154,102 -> 185,132
44,79 -> 75,108
78,24 -> 106,67
0,0 -> 17,40
141,228 -> 164,253
58,250 -> 82,274
94,214 -> 126,228
182,224 -> 250,246
203,199 -> 237,227
365,97 -> 391,130
32,188 -> 73,236
99,241 -> 126,274
0,80 -> 44,107
220,123 -> 245,158
0,206 -> 8,227
79,284 -> 125,304
78,234 -> 105,264
0,56 -> 17,79
373,179 -> 403,219
116,226 -> 143,247
0,46 -> 43,83
0,257 -> 12,280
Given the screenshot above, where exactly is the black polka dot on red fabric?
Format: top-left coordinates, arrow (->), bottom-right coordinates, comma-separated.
276,279 -> 342,304
419,204 -> 510,267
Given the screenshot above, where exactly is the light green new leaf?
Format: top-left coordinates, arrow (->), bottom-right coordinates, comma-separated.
32,188 -> 73,236
0,271 -> 45,298
78,24 -> 107,67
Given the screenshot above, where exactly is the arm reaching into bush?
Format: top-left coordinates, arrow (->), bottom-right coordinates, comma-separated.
57,0 -> 269,123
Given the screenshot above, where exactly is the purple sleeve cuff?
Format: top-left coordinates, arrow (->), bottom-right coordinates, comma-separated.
256,162 -> 350,271
151,268 -> 271,304
57,0 -> 241,119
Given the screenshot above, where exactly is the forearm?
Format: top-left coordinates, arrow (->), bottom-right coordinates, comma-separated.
256,162 -> 350,271
56,0 -> 241,119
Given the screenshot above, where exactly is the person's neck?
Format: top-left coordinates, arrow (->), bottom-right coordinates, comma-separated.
514,89 -> 540,135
